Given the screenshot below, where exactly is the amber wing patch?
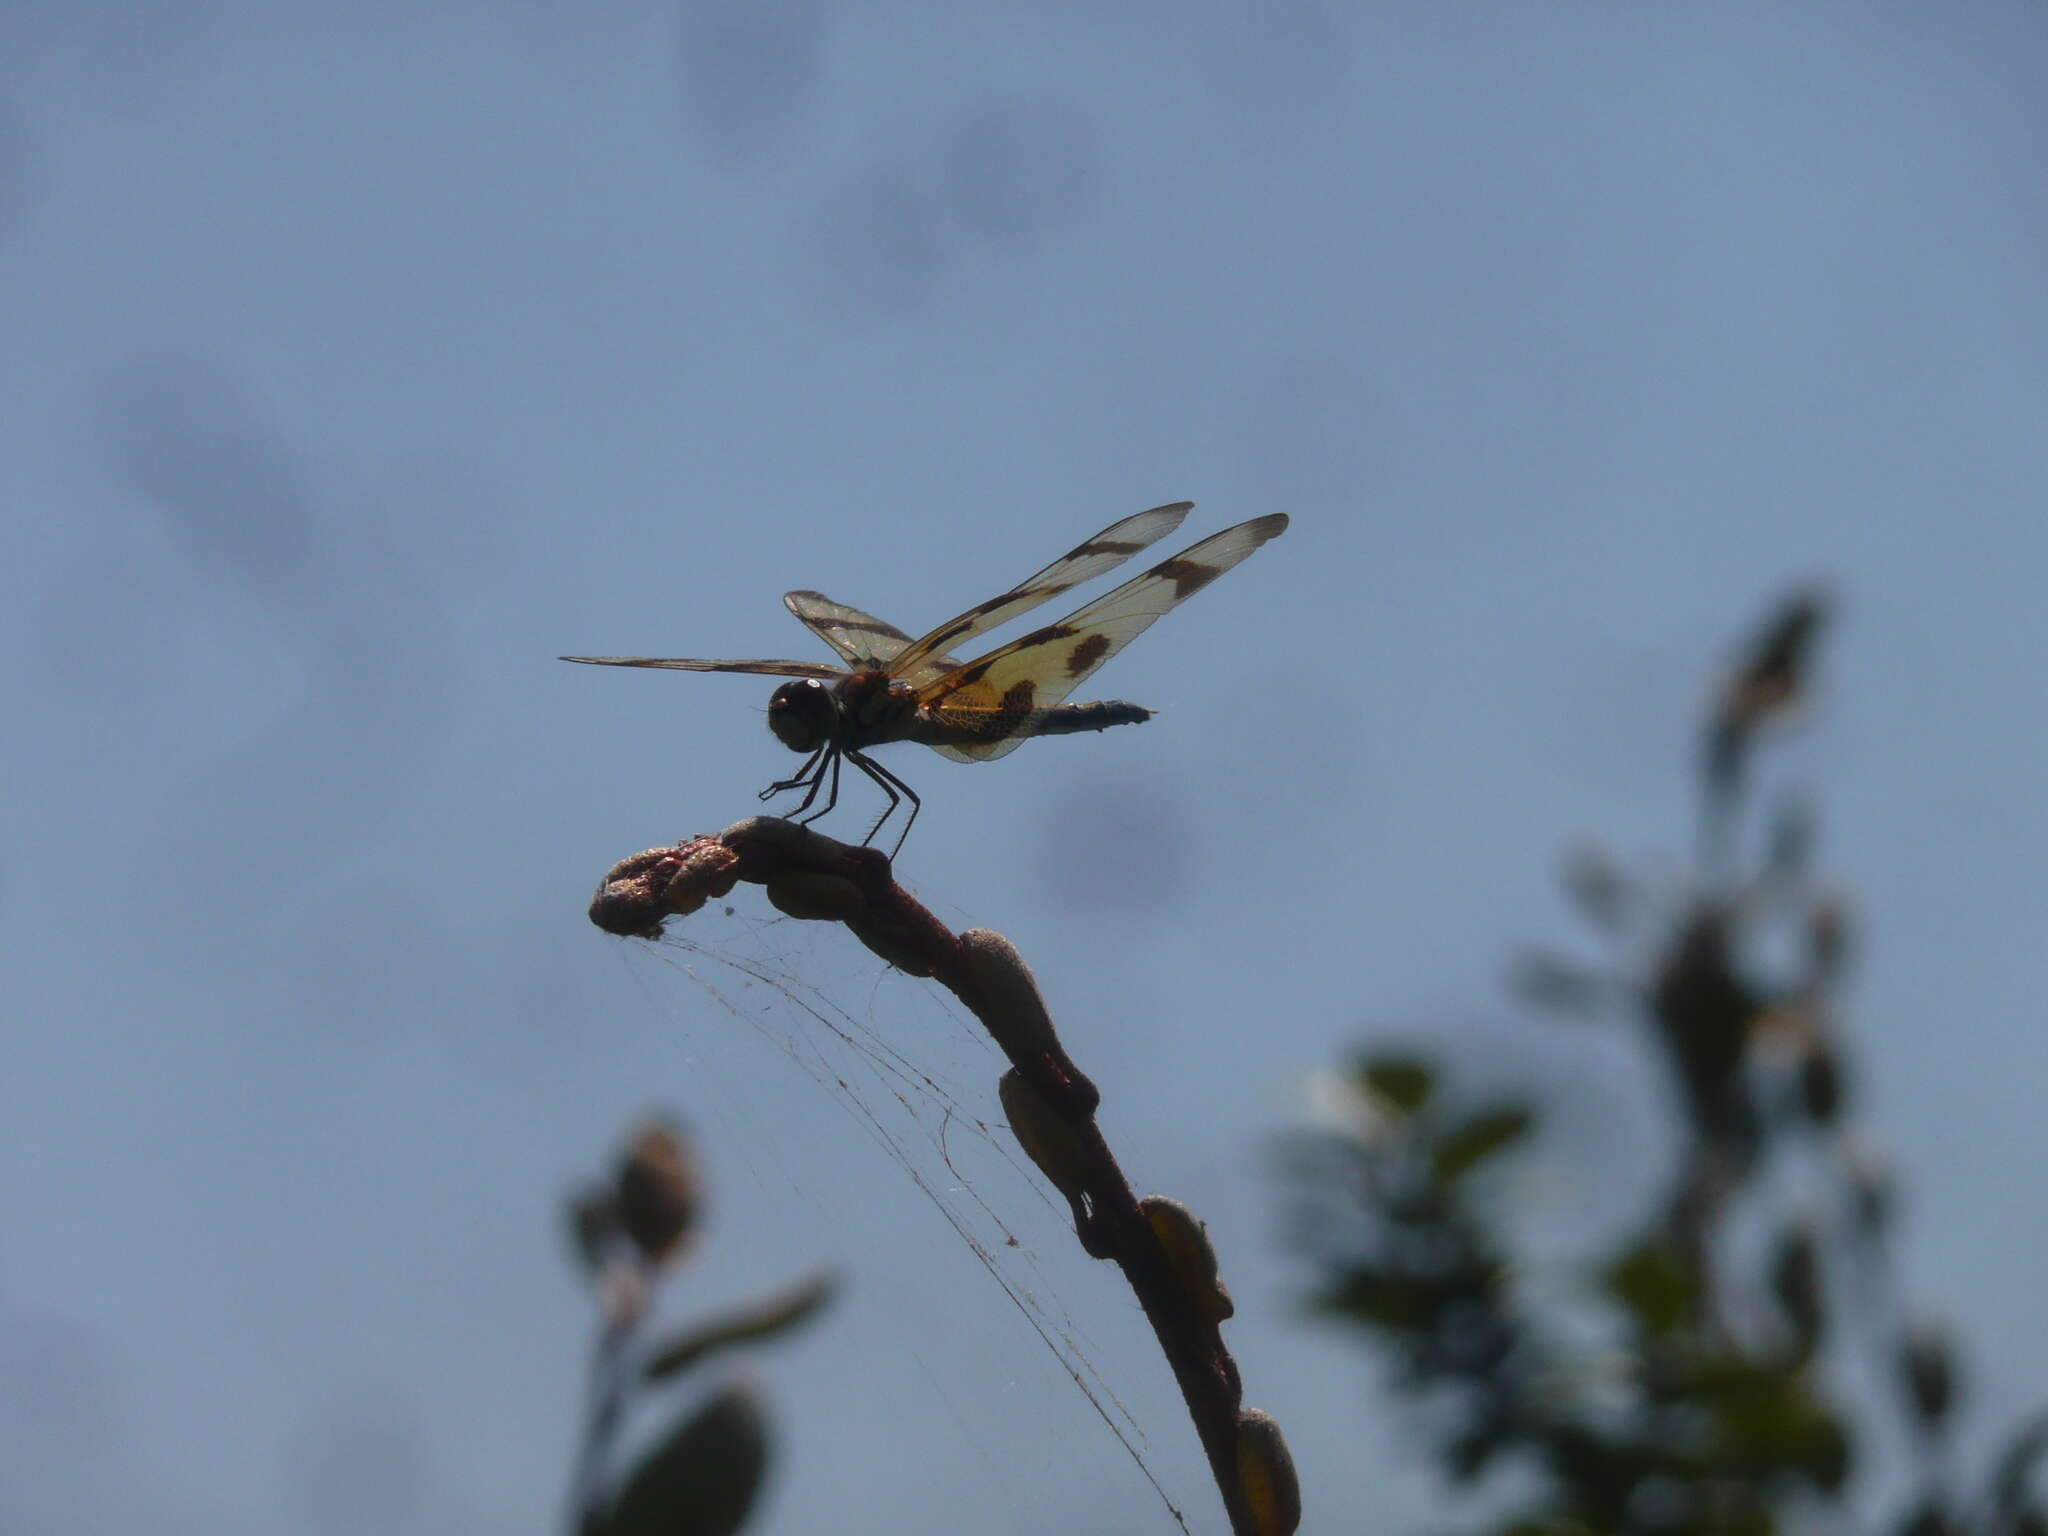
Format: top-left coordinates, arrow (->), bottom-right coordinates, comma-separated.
885,502 -> 1193,681
915,513 -> 1289,761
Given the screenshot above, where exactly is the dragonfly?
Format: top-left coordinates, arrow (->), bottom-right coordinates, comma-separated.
563,503 -> 1289,855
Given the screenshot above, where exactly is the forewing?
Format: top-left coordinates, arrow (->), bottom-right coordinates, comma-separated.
783,591 -> 918,668
914,513 -> 1289,761
560,655 -> 845,679
886,502 -> 1193,680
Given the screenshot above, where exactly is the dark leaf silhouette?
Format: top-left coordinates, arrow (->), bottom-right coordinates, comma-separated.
1435,1109 -> 1533,1181
600,1382 -> 770,1536
1704,587 -> 1829,800
642,1272 -> 838,1384
1603,1240 -> 1697,1339
1899,1323 -> 1957,1434
1361,1057 -> 1433,1116
1989,1410 -> 2048,1524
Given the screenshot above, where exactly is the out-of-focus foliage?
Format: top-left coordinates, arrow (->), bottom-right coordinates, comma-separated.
1283,591 -> 2048,1535
601,1382 -> 771,1536
641,1272 -> 840,1384
563,1115 -> 835,1536
614,1119 -> 703,1269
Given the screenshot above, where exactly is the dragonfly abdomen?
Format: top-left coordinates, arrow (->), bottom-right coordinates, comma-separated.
1015,700 -> 1154,737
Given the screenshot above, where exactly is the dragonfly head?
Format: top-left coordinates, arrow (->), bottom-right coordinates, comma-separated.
767,678 -> 837,753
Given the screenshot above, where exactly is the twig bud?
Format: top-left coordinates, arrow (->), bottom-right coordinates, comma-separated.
1235,1408 -> 1301,1535
1140,1196 -> 1235,1325
616,1118 -> 701,1269
999,1069 -> 1111,1259
958,928 -> 1061,1060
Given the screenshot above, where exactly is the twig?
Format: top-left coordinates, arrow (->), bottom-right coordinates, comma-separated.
587,816 -> 1296,1536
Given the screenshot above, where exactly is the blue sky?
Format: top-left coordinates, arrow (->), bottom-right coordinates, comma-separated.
5,2 -> 2048,1531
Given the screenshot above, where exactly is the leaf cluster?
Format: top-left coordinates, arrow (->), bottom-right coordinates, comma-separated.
1285,591 -> 2047,1536
562,1116 -> 836,1536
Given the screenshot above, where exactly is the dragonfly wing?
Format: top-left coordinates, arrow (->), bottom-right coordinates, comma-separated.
560,656 -> 846,679
783,591 -> 920,669
887,502 -> 1193,680
914,513 -> 1289,761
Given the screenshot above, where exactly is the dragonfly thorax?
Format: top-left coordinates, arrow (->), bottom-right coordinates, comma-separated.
844,671 -> 918,739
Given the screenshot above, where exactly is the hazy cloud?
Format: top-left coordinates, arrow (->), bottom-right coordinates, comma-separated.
93,353 -> 319,600
678,0 -> 833,164
792,164 -> 947,318
1031,772 -> 1195,920
940,96 -> 1099,250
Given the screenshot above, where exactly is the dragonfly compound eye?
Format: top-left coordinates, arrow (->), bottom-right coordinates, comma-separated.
767,678 -> 834,753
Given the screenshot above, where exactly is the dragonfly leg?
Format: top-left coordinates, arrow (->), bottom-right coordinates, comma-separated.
761,742 -> 838,822
791,748 -> 842,825
762,743 -> 827,799
850,751 -> 920,859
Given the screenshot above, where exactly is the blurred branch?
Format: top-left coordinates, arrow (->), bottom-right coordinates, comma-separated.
567,1317 -> 634,1536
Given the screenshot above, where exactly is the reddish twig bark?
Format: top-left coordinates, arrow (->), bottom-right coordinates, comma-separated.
587,816 -> 1296,1536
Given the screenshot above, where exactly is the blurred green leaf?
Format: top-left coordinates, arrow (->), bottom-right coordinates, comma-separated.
1899,1323 -> 1957,1434
1448,1423 -> 1509,1483
643,1271 -> 839,1384
1799,1046 -> 1843,1125
1705,588 -> 1830,795
1769,1225 -> 1824,1363
1650,910 -> 1762,1143
1803,1411 -> 1852,1494
600,1381 -> 770,1536
1313,1271 -> 1427,1333
1990,1410 -> 2048,1521
1687,1354 -> 1849,1491
1897,1497 -> 1954,1536
1435,1108 -> 1534,1181
1361,1057 -> 1433,1116
1603,1240 -> 1697,1338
